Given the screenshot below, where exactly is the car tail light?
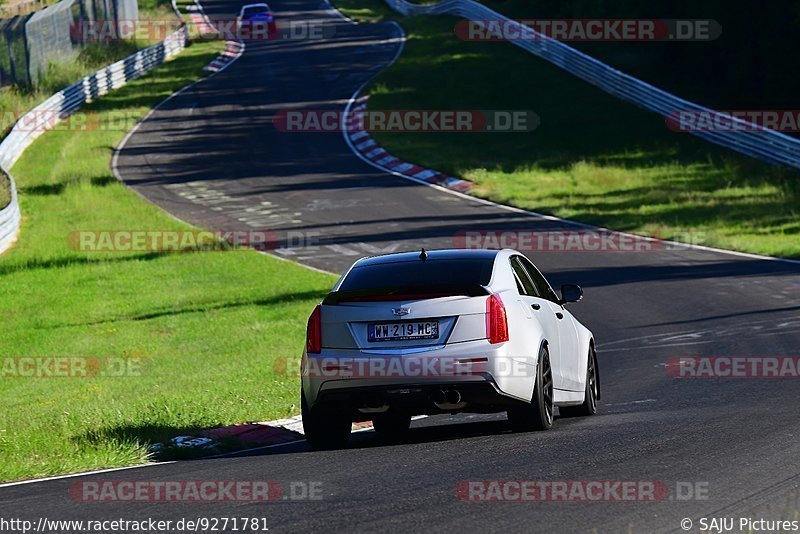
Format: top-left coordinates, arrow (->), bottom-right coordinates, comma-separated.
486,294 -> 509,344
306,305 -> 322,354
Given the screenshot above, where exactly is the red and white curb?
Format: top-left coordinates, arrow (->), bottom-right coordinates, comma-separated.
204,40 -> 245,73
344,95 -> 474,193
147,416 -> 364,454
148,414 -> 426,454
149,416 -> 304,453
185,4 -> 216,35
182,1 -> 246,74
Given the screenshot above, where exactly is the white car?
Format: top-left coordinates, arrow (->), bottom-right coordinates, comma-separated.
301,248 -> 599,449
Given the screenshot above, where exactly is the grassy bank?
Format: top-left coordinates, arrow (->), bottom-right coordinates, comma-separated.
335,0 -> 800,258
0,40 -> 337,483
0,1 -> 179,138
0,42 -> 143,210
0,0 -> 188,132
0,0 -> 183,208
0,168 -> 9,208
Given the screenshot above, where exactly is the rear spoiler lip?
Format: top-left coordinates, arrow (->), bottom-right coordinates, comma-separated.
322,285 -> 491,305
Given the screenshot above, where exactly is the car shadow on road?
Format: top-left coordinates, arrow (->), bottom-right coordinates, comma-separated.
196,418 -> 516,460
204,413 -> 596,462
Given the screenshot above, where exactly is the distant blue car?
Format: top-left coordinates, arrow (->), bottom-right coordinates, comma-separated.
237,3 -> 277,40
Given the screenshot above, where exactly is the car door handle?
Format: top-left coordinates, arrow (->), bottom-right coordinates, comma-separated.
531,303 -> 541,310
555,312 -> 564,319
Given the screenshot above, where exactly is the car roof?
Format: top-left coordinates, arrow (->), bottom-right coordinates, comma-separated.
241,3 -> 270,9
354,248 -> 502,267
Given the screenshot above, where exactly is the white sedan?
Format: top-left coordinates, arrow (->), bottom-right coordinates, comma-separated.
301,248 -> 599,449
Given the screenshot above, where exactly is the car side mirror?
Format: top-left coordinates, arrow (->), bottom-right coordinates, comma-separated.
559,284 -> 583,305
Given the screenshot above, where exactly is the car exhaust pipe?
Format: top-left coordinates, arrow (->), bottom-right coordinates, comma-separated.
358,405 -> 390,414
357,394 -> 390,414
433,389 -> 466,410
445,389 -> 461,404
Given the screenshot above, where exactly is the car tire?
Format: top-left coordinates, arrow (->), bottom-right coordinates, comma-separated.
301,389 -> 351,450
559,346 -> 599,418
372,411 -> 412,442
508,345 -> 554,431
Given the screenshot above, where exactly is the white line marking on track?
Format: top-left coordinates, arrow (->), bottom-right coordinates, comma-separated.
603,399 -> 657,407
0,463 -> 174,488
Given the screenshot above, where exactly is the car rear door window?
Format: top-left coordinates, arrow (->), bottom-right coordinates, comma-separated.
243,5 -> 269,17
510,257 -> 539,297
518,256 -> 559,303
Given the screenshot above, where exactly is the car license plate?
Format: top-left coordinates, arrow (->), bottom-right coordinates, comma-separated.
368,321 -> 439,342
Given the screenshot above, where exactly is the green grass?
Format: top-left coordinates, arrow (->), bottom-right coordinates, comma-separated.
0,42 -> 166,137
334,0 -> 800,258
0,41 -> 337,483
0,3 -> 183,227
0,42 -> 147,210
334,0 -> 398,22
0,168 -> 9,209
0,0 -> 181,136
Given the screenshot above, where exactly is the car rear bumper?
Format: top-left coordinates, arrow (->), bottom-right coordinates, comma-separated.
310,378 -> 522,420
301,339 -> 534,417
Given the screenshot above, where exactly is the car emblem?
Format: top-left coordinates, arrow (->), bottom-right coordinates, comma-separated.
392,307 -> 411,316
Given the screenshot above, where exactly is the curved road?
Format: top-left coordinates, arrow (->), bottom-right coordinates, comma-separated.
3,0 -> 800,531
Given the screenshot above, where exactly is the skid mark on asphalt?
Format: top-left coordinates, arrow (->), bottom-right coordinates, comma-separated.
274,241 -> 403,262
304,198 -> 373,211
165,182 -> 304,227
603,399 -> 657,407
600,316 -> 800,352
164,179 -> 443,262
165,181 -> 233,205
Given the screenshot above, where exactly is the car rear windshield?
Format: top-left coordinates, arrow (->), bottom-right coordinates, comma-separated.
339,259 -> 494,291
243,5 -> 269,16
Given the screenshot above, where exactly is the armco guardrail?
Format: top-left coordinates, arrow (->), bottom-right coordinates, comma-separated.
0,170 -> 20,252
1,0 -> 141,87
384,0 -> 800,170
0,25 -> 189,255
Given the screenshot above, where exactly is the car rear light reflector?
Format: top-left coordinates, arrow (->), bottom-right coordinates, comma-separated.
486,294 -> 509,344
306,304 -> 322,354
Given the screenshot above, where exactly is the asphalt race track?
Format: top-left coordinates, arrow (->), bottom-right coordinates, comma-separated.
3,0 -> 800,532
